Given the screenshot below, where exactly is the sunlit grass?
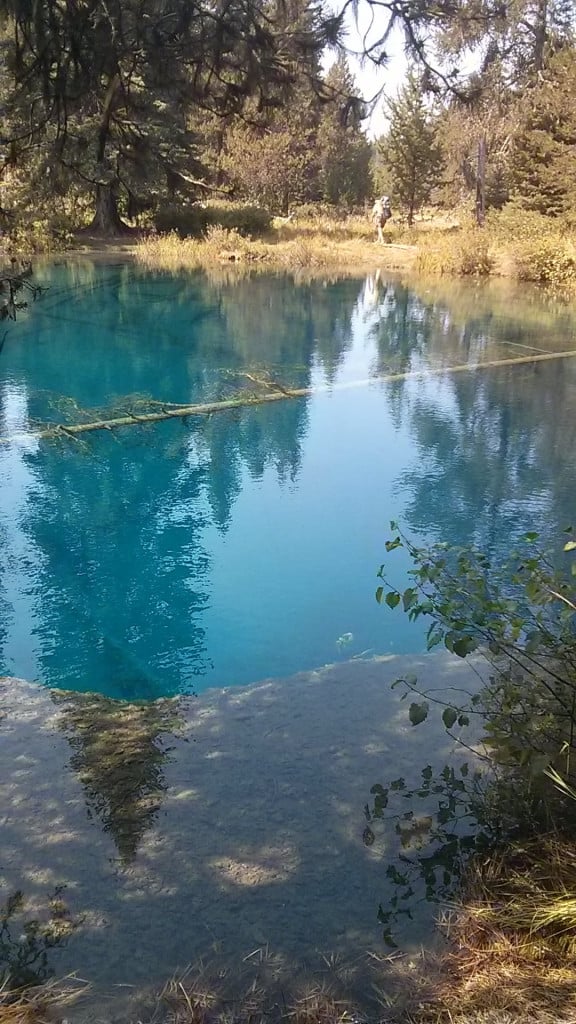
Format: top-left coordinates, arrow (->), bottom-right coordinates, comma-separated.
134,204 -> 576,290
411,835 -> 576,1024
0,977 -> 84,1024
135,212 -> 416,275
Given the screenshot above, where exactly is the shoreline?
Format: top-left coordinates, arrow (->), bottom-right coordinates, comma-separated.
0,652 -> 484,1022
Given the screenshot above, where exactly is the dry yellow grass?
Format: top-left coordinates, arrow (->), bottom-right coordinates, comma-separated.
133,206 -> 576,290
135,214 -> 418,277
410,836 -> 576,1024
0,976 -> 83,1024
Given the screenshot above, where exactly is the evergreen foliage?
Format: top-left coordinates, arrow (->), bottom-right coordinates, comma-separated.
377,71 -> 443,224
1,0 -> 576,234
0,0 -> 330,231
316,56 -> 372,206
511,47 -> 576,215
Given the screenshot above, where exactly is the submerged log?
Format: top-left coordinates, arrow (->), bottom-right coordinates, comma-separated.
1,347 -> 576,444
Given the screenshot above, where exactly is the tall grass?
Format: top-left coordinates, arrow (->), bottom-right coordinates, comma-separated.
415,835 -> 576,1023
136,207 -> 416,275
416,230 -> 495,277
123,201 -> 576,290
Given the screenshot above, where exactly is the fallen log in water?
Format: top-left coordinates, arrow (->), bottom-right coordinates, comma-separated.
1,347 -> 576,444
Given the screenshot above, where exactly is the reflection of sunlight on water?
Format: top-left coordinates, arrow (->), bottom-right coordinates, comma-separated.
0,384 -> 43,682
209,845 -> 299,887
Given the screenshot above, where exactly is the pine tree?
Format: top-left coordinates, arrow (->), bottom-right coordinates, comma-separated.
316,55 -> 372,207
511,46 -> 576,215
217,0 -> 327,211
0,0 -> 328,233
378,71 -> 443,225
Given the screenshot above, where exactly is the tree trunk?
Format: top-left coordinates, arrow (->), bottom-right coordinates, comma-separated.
88,72 -> 127,236
533,0 -> 548,71
89,183 -> 128,236
475,136 -> 486,227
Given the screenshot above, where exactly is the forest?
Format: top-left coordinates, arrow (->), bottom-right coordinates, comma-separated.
0,0 -> 575,245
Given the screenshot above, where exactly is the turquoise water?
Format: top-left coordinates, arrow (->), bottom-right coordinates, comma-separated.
1,262 -> 576,699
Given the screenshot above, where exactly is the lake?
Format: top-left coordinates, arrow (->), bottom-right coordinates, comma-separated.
1,262 -> 576,1018
1,263 -> 575,699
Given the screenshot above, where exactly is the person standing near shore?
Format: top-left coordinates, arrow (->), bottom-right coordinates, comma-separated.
371,195 -> 392,243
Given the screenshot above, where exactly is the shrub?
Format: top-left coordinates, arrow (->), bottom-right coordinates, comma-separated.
416,230 -> 494,277
377,527 -> 576,805
515,238 -> 576,289
457,235 -> 494,276
155,203 -> 271,238
1,218 -> 73,255
485,205 -> 556,244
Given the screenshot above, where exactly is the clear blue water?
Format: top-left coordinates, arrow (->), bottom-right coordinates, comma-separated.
1,262 -> 576,699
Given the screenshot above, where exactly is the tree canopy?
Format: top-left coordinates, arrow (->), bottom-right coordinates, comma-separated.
1,0 -> 576,232
0,0 -> 331,230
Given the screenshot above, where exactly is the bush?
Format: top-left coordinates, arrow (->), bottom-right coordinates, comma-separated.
416,230 -> 494,277
0,217 -> 73,255
155,203 -> 271,238
515,238 -> 576,289
456,235 -> 494,276
485,205 -> 556,244
378,527 -> 576,804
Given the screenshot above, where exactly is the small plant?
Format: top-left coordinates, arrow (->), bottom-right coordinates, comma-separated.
376,525 -> 576,809
371,525 -> 576,952
515,237 -> 576,289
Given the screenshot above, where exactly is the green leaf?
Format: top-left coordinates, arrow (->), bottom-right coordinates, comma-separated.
427,627 -> 444,650
442,707 -> 458,729
524,532 -> 539,543
564,541 -> 576,552
408,701 -> 429,726
458,714 -> 470,727
375,586 -> 384,604
402,587 -> 417,612
452,636 -> 478,658
385,591 -> 401,609
385,537 -> 402,552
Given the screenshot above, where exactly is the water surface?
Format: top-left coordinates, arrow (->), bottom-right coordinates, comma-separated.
1,264 -> 576,698
2,264 -> 576,1015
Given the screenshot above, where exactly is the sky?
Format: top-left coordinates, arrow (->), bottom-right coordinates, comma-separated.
331,6 -> 480,139
323,7 -> 410,139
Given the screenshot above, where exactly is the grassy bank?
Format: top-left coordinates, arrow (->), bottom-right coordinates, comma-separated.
133,215 -> 418,276
4,202 -> 576,289
132,204 -> 576,290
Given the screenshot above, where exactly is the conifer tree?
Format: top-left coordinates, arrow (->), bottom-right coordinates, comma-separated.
316,55 -> 372,206
510,46 -> 576,215
378,71 -> 443,225
0,0 -> 328,233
